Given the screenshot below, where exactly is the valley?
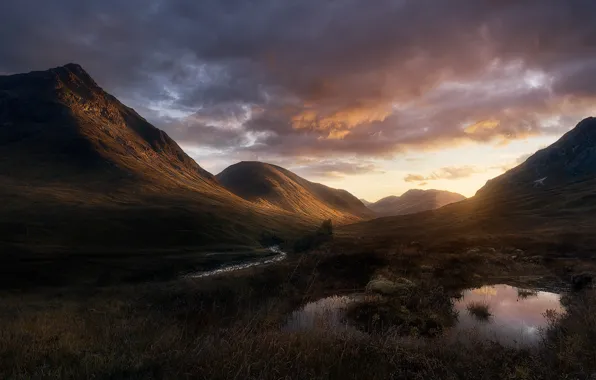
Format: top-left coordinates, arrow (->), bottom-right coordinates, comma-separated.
1,64 -> 596,379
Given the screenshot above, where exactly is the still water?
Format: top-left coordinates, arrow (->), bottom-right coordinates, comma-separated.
283,284 -> 564,347
451,284 -> 564,347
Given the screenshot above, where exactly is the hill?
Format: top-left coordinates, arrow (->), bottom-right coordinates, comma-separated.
0,64 -> 313,250
367,189 -> 466,216
216,161 -> 374,223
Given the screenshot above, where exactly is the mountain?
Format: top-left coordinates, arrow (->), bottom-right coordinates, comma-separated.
216,161 -> 374,223
477,117 -> 596,198
0,64 -> 312,249
367,189 -> 466,216
338,117 -> 596,252
0,63 -> 216,188
360,199 -> 372,206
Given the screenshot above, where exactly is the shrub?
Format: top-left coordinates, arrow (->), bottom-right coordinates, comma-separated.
466,301 -> 492,321
294,220 -> 334,252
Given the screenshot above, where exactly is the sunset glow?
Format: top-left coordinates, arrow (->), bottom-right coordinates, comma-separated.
3,1 -> 595,201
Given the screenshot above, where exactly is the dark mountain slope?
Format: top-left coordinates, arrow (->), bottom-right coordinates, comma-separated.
368,189 -> 466,216
0,63 -> 215,189
477,117 -> 596,198
0,64 -> 313,249
216,161 -> 374,223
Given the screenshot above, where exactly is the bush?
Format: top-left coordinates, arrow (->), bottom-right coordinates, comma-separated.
318,219 -> 333,236
293,219 -> 333,252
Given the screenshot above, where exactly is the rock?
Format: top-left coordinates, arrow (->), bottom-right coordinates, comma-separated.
466,247 -> 481,255
466,247 -> 497,255
366,276 -> 415,295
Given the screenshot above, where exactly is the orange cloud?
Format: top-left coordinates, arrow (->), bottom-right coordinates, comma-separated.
404,166 -> 484,182
292,103 -> 392,131
319,129 -> 350,140
464,119 -> 501,134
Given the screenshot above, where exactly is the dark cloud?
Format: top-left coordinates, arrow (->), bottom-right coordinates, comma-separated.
404,166 -> 483,182
2,0 -> 596,165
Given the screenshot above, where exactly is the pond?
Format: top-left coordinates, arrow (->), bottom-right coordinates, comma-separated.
451,284 -> 564,347
283,284 -> 564,348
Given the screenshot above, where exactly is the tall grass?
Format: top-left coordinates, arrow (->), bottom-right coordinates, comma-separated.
1,248 -> 595,379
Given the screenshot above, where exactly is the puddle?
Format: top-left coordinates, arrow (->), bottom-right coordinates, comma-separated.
185,246 -> 286,278
283,294 -> 368,334
451,284 -> 564,347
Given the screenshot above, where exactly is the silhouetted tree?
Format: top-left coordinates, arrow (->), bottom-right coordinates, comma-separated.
317,219 -> 333,236
294,219 -> 334,252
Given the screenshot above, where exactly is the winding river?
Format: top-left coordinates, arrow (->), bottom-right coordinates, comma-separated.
185,246 -> 287,278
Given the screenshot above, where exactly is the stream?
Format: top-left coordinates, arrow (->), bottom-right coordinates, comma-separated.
185,246 -> 286,278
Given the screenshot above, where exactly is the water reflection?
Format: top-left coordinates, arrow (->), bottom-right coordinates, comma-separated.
452,284 -> 563,347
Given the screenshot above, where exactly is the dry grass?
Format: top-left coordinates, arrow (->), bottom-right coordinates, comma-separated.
1,230 -> 595,379
1,281 -> 595,380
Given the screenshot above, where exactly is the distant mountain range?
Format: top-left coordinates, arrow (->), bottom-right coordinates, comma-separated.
364,189 -> 466,217
3,63 -> 595,252
217,161 -> 373,223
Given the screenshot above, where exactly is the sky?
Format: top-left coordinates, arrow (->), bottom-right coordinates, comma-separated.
2,1 -> 596,201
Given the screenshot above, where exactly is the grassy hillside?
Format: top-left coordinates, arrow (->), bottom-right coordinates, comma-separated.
217,161 -> 374,224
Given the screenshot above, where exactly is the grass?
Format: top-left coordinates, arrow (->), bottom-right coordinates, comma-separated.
1,211 -> 596,379
347,279 -> 457,336
1,264 -> 595,379
466,301 -> 492,321
517,288 -> 539,299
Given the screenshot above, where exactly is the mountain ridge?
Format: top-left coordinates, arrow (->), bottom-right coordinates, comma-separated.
477,117 -> 596,198
0,63 -> 217,190
367,189 -> 466,216
216,161 -> 374,223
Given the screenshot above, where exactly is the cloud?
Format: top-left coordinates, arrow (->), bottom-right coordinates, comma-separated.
2,0 -> 596,170
290,160 -> 385,179
489,150 -> 541,172
404,166 -> 483,182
